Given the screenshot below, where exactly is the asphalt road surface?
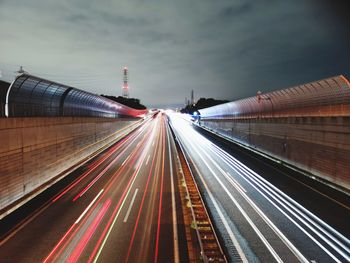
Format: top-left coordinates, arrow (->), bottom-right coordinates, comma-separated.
168,112 -> 350,263
0,113 -> 188,263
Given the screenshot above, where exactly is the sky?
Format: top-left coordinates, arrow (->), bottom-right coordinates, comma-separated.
1,0 -> 349,108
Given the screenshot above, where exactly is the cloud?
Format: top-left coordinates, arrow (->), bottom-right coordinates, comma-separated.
0,0 -> 349,107
219,2 -> 253,18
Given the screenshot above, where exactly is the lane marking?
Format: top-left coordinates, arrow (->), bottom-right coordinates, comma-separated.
68,199 -> 111,262
166,125 -> 184,263
43,128 -> 151,262
169,119 -> 248,262
53,118 -> 149,203
91,162 -> 144,263
123,188 -> 139,223
191,132 -> 305,262
90,122 -> 158,263
211,141 -> 350,211
190,158 -> 249,263
173,118 -> 313,262
174,122 -> 284,263
44,123 -> 155,263
212,146 -> 350,261
3,122 -> 151,249
146,154 -> 150,165
154,122 -> 166,263
72,125 -> 150,202
174,115 -> 350,262
124,131 -> 161,263
226,171 -> 247,193
75,189 -> 104,224
122,155 -> 131,166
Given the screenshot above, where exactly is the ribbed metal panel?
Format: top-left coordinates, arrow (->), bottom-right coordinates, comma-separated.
6,74 -> 147,118
199,75 -> 350,119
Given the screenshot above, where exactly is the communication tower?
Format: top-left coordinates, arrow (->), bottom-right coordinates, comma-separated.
122,66 -> 129,98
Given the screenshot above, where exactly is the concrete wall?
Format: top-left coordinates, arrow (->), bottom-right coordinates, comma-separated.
200,117 -> 350,192
0,117 -> 142,216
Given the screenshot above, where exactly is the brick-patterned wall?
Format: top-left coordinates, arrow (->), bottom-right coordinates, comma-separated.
200,117 -> 350,191
0,117 -> 141,213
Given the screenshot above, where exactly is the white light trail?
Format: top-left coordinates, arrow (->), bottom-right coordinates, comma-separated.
123,188 -> 139,223
75,189 -> 104,224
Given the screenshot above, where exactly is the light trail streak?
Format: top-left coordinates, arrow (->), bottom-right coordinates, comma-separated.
42,223 -> 76,263
210,141 -> 350,211
43,122 -> 155,263
122,155 -> 131,166
214,144 -> 350,245
123,188 -> 139,223
88,159 -> 144,263
171,116 -> 290,262
172,114 -> 350,262
166,123 -> 180,263
124,123 -> 161,263
204,146 -> 308,262
179,141 -> 283,263
226,171 -> 247,193
88,121 -> 158,263
211,145 -> 350,262
72,122 -> 151,202
181,146 -> 249,263
67,199 -> 111,263
75,189 -> 104,224
154,121 -> 165,263
52,120 -> 150,203
55,148 -> 141,262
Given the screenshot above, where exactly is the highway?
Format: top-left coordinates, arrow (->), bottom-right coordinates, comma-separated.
0,113 -> 187,263
168,112 -> 350,263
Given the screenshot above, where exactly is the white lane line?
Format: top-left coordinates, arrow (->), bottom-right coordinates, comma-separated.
123,188 -> 139,223
188,154 -> 249,263
176,127 -> 284,263
93,144 -> 152,263
166,125 -> 180,263
188,125 -> 318,262
152,141 -> 155,146
226,171 -> 247,193
146,154 -> 150,165
212,146 -> 350,261
174,116 -> 347,262
226,147 -> 350,246
191,130 -> 308,262
122,155 -> 131,166
169,120 -> 248,262
75,189 -> 104,224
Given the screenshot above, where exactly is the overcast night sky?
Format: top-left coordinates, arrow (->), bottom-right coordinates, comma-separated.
1,0 -> 350,108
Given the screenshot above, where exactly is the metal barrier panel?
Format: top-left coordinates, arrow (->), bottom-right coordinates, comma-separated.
199,75 -> 350,119
6,74 -> 147,118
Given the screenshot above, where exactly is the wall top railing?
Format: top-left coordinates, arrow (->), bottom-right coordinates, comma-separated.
5,74 -> 147,118
199,75 -> 350,119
